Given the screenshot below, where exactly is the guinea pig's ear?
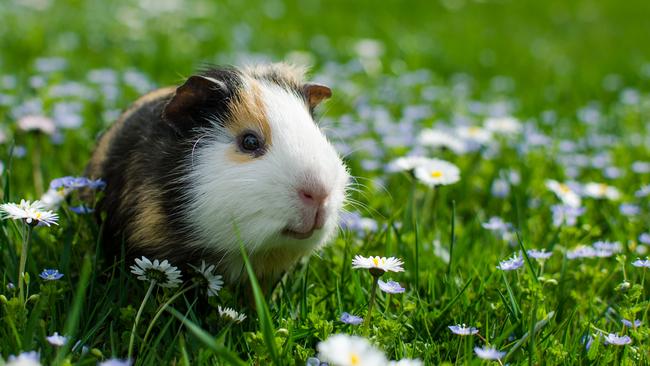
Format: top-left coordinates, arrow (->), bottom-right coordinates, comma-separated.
303,83 -> 332,109
163,75 -> 230,133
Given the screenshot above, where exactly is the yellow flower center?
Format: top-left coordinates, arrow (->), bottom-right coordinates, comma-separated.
469,127 -> 480,135
350,353 -> 360,365
372,257 -> 379,266
559,184 -> 570,193
599,184 -> 607,194
35,213 -> 42,219
431,170 -> 443,178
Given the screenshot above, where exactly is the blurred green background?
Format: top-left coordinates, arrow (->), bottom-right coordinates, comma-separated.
2,0 -> 649,111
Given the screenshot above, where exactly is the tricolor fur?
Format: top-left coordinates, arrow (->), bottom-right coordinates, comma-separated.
87,63 -> 349,282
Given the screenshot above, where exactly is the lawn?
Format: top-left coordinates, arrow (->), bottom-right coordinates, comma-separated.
1,0 -> 649,365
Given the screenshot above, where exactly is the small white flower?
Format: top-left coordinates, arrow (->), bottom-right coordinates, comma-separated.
130,256 -> 182,288
7,351 -> 41,366
386,156 -> 433,173
45,332 -> 67,347
39,187 -> 69,210
352,255 -> 404,274
0,199 -> 59,226
418,129 -> 467,153
545,180 -> 582,208
17,115 -> 56,135
317,334 -> 388,366
456,125 -> 493,145
413,159 -> 460,187
582,182 -> 621,200
189,261 -> 224,297
474,346 -> 506,360
485,116 -> 522,135
217,306 -> 246,323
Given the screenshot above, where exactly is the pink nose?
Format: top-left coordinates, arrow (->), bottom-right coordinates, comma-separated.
298,186 -> 329,207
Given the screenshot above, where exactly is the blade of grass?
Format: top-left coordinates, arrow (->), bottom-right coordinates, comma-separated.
168,307 -> 247,366
54,254 -> 92,365
240,244 -> 280,365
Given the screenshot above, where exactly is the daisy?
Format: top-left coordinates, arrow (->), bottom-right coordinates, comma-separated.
7,351 -> 41,366
604,333 -> 632,346
413,159 -> 460,187
582,182 -> 621,200
386,156 -> 432,173
418,129 -> 467,154
352,255 -> 404,275
0,199 -> 59,226
40,187 -> 68,210
545,180 -> 581,208
474,346 -> 506,360
130,256 -> 182,288
189,261 -> 224,297
317,334 -> 388,366
448,324 -> 479,336
484,116 -> 522,135
340,312 -> 364,325
39,269 -> 64,281
17,115 -> 56,135
497,254 -> 523,271
456,125 -> 492,145
46,332 -> 68,347
217,306 -> 247,323
377,279 -> 405,294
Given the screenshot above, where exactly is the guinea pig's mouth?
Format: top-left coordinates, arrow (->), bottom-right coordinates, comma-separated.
282,227 -> 316,240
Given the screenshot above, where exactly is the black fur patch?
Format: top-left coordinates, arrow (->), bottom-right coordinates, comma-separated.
92,67 -> 245,264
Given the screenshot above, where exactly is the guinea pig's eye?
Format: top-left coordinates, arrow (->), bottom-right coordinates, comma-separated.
238,132 -> 264,155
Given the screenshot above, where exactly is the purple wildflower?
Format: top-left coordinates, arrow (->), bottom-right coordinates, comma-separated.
527,249 -> 553,260
497,254 -> 523,271
448,324 -> 479,336
340,312 -> 363,325
621,319 -> 642,328
604,333 -> 632,346
39,269 -> 64,281
551,205 -> 585,227
619,204 -> 641,216
639,233 -> 650,245
632,258 -> 650,268
377,280 -> 405,294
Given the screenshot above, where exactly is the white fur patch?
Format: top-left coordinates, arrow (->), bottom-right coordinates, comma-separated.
183,80 -> 348,281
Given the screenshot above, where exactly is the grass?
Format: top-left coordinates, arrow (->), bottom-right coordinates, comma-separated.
1,0 -> 650,364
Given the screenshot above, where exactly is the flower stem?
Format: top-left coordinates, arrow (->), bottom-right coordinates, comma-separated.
364,275 -> 380,334
18,224 -> 33,304
128,280 -> 156,360
140,283 -> 198,353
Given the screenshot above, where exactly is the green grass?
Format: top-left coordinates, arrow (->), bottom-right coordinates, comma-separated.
1,0 -> 650,364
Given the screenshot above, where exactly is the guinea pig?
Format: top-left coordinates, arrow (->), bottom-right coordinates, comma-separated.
85,63 -> 349,284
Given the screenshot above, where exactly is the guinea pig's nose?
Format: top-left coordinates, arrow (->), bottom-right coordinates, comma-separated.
298,185 -> 328,207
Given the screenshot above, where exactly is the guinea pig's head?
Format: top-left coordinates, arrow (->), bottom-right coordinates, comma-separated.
164,64 -> 349,278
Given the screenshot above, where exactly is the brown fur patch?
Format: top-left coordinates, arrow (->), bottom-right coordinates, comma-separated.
87,87 -> 175,179
225,78 -> 273,163
129,187 -> 167,247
